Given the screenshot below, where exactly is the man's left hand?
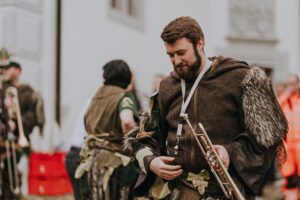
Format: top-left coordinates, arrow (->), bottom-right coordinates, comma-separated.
213,145 -> 230,170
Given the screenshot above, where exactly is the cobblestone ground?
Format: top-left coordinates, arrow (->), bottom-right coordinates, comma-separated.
23,195 -> 151,200
23,194 -> 74,200
22,186 -> 283,200
22,181 -> 284,200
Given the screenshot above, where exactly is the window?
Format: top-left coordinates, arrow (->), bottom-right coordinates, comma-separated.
108,0 -> 144,31
110,0 -> 122,10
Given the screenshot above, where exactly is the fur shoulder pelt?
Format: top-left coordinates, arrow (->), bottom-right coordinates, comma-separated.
123,110 -> 154,154
241,65 -> 288,148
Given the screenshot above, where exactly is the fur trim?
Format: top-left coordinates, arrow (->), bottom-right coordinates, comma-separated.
169,187 -> 180,200
241,65 -> 288,148
136,131 -> 155,140
136,147 -> 153,174
123,110 -> 152,153
123,126 -> 139,153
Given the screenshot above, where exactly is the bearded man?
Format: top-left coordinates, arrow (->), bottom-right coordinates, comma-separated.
126,17 -> 288,200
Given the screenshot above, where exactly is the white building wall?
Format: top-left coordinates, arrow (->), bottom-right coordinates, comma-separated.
276,0 -> 300,74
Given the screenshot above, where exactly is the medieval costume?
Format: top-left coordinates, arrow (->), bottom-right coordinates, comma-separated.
0,81 -> 44,200
126,57 -> 287,200
3,82 -> 44,139
76,85 -> 140,200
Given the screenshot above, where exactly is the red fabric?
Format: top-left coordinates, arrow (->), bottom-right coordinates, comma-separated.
278,94 -> 300,194
278,94 -> 300,143
282,186 -> 298,200
280,141 -> 300,177
28,152 -> 73,195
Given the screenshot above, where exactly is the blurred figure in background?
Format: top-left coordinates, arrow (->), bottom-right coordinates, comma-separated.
276,82 -> 286,97
76,60 -> 140,200
0,61 -> 44,199
65,99 -> 90,200
278,74 -> 300,200
2,62 -> 44,143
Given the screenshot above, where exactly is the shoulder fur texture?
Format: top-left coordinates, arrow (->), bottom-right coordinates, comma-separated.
241,65 -> 288,148
123,110 -> 152,153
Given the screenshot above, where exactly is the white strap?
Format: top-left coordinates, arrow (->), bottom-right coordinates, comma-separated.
176,58 -> 212,137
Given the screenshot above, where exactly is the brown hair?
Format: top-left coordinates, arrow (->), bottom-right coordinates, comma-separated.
160,16 -> 204,46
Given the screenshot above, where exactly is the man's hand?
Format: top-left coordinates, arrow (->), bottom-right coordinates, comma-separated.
206,144 -> 230,174
149,156 -> 182,180
213,145 -> 230,170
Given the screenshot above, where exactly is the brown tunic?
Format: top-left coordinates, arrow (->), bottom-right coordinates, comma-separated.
84,85 -> 125,151
84,85 -> 140,200
133,56 -> 287,199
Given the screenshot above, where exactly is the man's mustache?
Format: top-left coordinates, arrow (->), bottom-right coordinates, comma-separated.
175,63 -> 188,69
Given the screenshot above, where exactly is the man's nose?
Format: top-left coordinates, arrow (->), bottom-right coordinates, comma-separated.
174,55 -> 181,66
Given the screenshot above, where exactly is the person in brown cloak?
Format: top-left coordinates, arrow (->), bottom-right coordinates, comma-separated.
125,16 -> 288,200
76,60 -> 140,200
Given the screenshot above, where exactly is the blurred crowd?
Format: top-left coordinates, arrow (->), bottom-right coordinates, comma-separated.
275,74 -> 300,200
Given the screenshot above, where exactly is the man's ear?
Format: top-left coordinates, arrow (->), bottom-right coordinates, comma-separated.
196,38 -> 205,52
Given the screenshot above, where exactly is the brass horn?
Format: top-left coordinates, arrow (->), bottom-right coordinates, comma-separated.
3,86 -> 28,196
181,114 -> 245,200
5,86 -> 29,148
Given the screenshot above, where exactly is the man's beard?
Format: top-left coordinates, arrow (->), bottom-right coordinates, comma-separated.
174,47 -> 202,80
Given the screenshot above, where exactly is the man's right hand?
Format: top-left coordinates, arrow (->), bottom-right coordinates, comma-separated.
149,156 -> 182,180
